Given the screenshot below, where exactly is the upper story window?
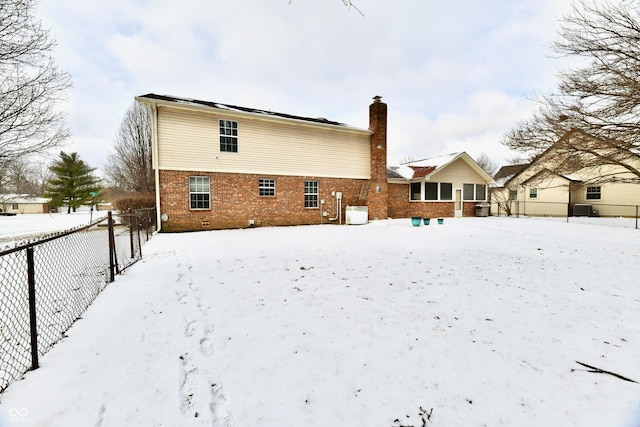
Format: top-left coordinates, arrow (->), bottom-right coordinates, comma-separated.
530,188 -> 538,199
259,178 -> 275,197
586,186 -> 601,200
189,176 -> 210,210
219,120 -> 238,152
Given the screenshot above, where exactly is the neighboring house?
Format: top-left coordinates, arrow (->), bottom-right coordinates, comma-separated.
136,93 -> 493,232
387,153 -> 493,219
0,194 -> 51,214
491,131 -> 640,217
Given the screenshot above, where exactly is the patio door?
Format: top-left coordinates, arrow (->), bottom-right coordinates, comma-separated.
455,188 -> 463,217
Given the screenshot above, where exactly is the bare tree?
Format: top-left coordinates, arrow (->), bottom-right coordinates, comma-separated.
0,0 -> 71,167
0,157 -> 46,194
474,153 -> 499,176
502,0 -> 640,184
105,102 -> 154,193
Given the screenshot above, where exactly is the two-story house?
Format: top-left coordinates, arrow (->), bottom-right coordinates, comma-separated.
136,94 -> 492,231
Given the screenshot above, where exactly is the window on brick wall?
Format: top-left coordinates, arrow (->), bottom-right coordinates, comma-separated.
304,180 -> 318,208
259,178 -> 275,196
189,176 -> 210,210
219,119 -> 238,152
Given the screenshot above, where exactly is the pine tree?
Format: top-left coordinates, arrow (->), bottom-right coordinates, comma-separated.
44,151 -> 101,213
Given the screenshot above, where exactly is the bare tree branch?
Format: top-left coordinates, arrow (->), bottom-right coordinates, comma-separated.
0,0 -> 71,167
502,0 -> 640,184
105,102 -> 154,193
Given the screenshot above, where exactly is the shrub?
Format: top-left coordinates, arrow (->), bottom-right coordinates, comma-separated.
112,193 -> 155,225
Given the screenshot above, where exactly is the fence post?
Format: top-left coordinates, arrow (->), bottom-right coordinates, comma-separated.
129,214 -> 135,259
26,247 -> 39,370
136,213 -> 142,258
144,210 -> 150,241
108,211 -> 116,282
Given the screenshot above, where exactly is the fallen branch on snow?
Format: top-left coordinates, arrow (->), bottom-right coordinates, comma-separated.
573,361 -> 638,383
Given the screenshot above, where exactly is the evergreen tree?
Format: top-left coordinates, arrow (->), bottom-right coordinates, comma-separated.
44,151 -> 101,213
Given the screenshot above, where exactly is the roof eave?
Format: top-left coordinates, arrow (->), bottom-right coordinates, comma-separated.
135,95 -> 372,135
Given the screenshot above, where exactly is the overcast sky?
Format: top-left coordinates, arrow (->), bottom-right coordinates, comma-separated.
37,0 -> 585,174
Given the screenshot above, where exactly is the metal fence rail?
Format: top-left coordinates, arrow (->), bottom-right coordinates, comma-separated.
491,201 -> 640,229
0,208 -> 156,394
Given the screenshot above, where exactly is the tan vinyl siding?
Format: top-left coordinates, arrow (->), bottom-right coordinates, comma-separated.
429,158 -> 487,187
156,106 -> 371,179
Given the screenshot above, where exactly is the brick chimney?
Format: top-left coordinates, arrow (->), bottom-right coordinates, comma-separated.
367,96 -> 388,220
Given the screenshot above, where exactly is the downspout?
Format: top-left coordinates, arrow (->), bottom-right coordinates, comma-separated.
150,103 -> 162,232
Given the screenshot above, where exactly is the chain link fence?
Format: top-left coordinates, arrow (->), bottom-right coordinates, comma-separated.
0,208 -> 156,394
490,201 -> 640,229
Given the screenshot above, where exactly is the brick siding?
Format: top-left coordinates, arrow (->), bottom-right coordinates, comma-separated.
159,170 -> 369,232
388,182 -> 478,218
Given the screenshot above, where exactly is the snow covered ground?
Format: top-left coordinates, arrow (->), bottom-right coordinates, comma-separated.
0,216 -> 639,426
0,211 -> 107,245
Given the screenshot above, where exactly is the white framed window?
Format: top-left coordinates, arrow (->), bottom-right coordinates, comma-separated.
424,182 -> 438,200
463,183 -> 487,201
509,189 -> 518,201
463,183 -> 475,200
304,180 -> 318,208
219,120 -> 238,152
410,182 -> 421,200
189,176 -> 210,210
586,186 -> 601,200
530,188 -> 538,199
475,184 -> 486,201
259,178 -> 275,196
440,183 -> 453,200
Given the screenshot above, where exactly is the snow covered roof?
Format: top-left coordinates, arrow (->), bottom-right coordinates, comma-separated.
388,152 -> 493,183
492,164 -> 528,187
0,194 -> 49,204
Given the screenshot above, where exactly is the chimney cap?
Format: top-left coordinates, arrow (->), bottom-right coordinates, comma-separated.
372,95 -> 382,103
